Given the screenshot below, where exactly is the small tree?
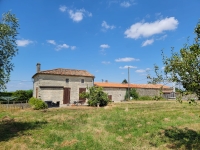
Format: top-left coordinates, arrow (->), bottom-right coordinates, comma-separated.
80,86 -> 109,107
0,12 -> 19,91
125,88 -> 139,100
122,79 -> 128,84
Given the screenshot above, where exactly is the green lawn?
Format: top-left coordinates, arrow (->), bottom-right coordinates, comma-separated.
0,101 -> 200,150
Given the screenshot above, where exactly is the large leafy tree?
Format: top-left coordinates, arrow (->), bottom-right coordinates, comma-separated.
0,12 -> 19,91
148,21 -> 200,99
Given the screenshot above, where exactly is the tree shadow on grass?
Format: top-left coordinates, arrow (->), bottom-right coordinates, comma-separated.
0,116 -> 47,142
160,126 -> 200,149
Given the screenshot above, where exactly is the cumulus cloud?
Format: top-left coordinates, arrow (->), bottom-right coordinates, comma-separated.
142,39 -> 154,47
120,2 -> 131,7
56,44 -> 69,51
100,44 -> 110,49
120,0 -> 136,7
47,40 -> 56,45
119,65 -> 137,69
136,68 -> 150,73
16,39 -> 33,47
47,40 -> 75,51
102,61 -> 111,64
60,7 -> 92,22
115,57 -> 140,62
71,46 -> 76,50
124,17 -> 178,39
59,5 -> 67,12
102,21 -> 115,30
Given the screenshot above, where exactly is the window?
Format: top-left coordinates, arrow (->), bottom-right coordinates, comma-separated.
66,79 -> 69,83
81,79 -> 84,83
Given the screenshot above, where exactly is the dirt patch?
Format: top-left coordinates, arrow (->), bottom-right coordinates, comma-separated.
1,116 -> 15,123
61,139 -> 78,147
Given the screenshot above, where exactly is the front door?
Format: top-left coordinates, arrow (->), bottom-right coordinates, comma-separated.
63,88 -> 70,104
79,88 -> 86,102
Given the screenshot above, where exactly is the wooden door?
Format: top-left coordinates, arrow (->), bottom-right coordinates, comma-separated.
79,88 -> 86,102
36,87 -> 38,98
108,95 -> 112,101
63,88 -> 70,104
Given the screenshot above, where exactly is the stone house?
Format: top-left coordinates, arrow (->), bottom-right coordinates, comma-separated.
94,82 -> 173,102
32,63 -> 95,106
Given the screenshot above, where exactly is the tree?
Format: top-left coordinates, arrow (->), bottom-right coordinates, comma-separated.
148,21 -> 200,99
122,79 -> 128,84
0,12 -> 19,91
80,86 -> 109,107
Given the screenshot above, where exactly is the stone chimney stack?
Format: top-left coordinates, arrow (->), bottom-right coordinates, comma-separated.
36,63 -> 41,73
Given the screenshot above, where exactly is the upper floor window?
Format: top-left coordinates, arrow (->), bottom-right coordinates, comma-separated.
66,79 -> 69,83
81,79 -> 84,83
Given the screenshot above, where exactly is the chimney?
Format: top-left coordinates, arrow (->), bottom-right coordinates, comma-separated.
36,63 -> 41,73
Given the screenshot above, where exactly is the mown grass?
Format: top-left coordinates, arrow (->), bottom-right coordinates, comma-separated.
0,101 -> 200,150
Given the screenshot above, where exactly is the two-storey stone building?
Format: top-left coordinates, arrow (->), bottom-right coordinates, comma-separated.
32,63 -> 95,106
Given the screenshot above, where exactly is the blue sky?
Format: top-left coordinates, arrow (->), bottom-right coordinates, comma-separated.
1,0 -> 200,91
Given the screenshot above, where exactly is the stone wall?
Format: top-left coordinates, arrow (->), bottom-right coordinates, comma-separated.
33,74 -> 94,105
103,88 -> 126,102
136,88 -> 160,97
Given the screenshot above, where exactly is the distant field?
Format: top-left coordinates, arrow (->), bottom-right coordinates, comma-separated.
0,101 -> 200,150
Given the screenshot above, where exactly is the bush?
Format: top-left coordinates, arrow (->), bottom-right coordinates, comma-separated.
80,86 -> 109,107
28,97 -> 47,110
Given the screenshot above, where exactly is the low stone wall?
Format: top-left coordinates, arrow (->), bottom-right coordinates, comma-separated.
0,101 -> 30,109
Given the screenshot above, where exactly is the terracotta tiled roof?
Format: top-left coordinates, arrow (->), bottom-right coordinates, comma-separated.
94,82 -> 171,89
32,68 -> 95,78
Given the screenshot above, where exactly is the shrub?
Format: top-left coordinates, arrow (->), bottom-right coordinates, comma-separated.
125,88 -> 139,100
80,86 -> 109,107
28,97 -> 47,110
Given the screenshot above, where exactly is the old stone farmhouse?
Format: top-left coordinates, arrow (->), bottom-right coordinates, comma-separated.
32,63 -> 173,106
32,63 -> 95,107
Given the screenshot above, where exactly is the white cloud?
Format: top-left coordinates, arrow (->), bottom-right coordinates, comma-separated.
157,34 -> 167,40
56,44 -> 69,51
71,46 -> 76,50
66,8 -> 92,22
136,68 -> 150,73
100,44 -> 110,49
135,69 -> 146,73
115,57 -> 140,62
120,2 -> 131,7
120,0 -> 136,7
47,40 -> 56,45
102,61 -> 111,64
124,17 -> 178,39
69,10 -> 83,22
102,21 -> 115,30
142,39 -> 154,47
59,5 -> 67,12
119,65 -> 137,69
16,39 -> 33,47
47,40 -> 76,51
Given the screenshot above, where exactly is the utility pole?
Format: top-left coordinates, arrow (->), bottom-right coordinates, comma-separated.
128,66 -> 130,100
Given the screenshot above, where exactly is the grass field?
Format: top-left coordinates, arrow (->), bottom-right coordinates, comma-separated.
0,101 -> 200,150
